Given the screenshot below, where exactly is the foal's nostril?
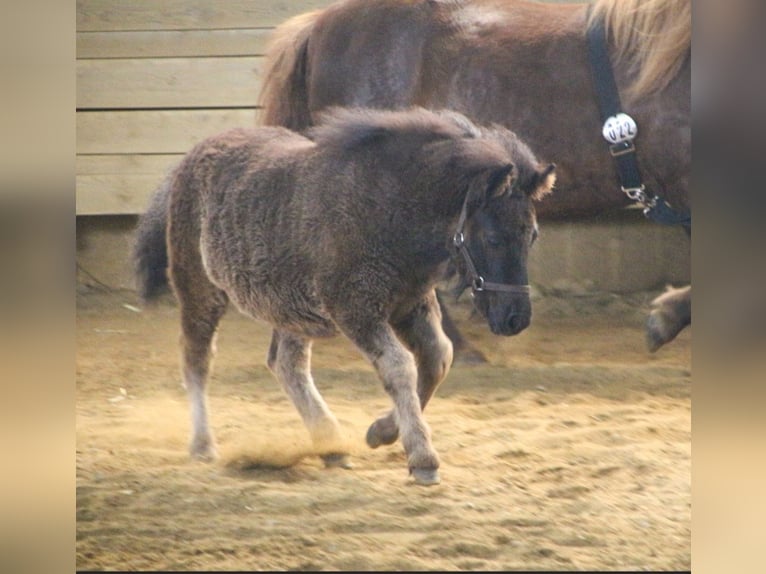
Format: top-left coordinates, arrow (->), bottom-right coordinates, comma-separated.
507,313 -> 530,334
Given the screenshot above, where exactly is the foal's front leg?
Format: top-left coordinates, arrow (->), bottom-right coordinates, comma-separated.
367,292 -> 454,450
267,329 -> 351,468
338,320 -> 441,485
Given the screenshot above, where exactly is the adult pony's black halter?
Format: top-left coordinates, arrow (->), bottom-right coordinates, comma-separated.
586,9 -> 690,231
451,196 -> 531,295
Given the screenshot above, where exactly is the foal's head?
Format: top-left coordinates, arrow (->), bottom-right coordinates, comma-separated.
450,124 -> 556,336
310,106 -> 554,336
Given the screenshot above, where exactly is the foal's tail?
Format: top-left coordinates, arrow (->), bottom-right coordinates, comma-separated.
257,9 -> 321,129
133,172 -> 173,302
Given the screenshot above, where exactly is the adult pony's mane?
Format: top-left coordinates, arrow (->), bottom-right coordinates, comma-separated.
308,107 -> 478,152
257,9 -> 320,128
587,0 -> 691,99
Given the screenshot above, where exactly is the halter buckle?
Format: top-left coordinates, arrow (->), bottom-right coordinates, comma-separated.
609,140 -> 635,157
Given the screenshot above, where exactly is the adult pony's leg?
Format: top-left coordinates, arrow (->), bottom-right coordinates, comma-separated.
335,317 -> 441,485
367,291 -> 453,449
266,329 -> 351,469
172,269 -> 229,461
646,285 -> 691,352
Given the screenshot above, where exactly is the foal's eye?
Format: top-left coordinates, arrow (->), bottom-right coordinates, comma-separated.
485,233 -> 502,248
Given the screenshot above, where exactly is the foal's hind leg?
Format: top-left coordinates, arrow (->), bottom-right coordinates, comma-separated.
267,329 -> 351,469
172,270 -> 229,461
367,291 -> 454,449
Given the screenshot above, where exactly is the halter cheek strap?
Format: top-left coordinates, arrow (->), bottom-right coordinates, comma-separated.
451,197 -> 531,295
586,12 -> 691,231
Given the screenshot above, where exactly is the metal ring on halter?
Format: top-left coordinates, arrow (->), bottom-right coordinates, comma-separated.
621,184 -> 657,210
622,184 -> 645,202
452,195 -> 531,295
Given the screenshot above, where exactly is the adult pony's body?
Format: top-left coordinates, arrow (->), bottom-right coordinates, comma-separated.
134,107 -> 555,485
258,0 -> 691,352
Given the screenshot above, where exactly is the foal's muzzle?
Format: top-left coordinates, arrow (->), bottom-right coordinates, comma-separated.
483,292 -> 532,336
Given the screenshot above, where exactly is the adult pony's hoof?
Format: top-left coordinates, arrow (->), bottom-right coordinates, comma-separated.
321,453 -> 353,469
410,467 -> 441,486
646,312 -> 668,352
365,416 -> 399,449
646,285 -> 691,352
646,306 -> 684,352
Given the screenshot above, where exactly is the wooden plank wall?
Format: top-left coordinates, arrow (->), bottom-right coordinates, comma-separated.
76,0 -> 581,215
76,0 -> 688,292
76,0 -> 336,215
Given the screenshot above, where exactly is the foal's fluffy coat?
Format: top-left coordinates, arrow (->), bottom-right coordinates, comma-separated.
134,107 -> 554,484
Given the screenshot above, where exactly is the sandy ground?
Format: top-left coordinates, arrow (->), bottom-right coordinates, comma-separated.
76,287 -> 690,571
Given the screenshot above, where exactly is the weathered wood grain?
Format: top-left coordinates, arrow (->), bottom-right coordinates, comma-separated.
77,0 -> 334,32
77,57 -> 263,109
77,29 -> 274,59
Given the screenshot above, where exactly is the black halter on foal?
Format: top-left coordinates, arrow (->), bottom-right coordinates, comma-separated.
451,196 -> 531,295
586,12 -> 691,231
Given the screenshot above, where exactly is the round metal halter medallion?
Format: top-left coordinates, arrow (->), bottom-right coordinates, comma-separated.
601,113 -> 637,144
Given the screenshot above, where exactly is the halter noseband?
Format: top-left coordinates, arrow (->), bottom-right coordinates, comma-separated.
451,197 -> 531,295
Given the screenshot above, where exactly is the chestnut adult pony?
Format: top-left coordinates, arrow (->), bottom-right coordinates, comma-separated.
134,107 -> 556,485
258,0 -> 691,353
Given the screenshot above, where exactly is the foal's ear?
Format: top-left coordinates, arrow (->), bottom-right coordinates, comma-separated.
527,163 -> 556,200
465,162 -> 515,214
487,163 -> 516,199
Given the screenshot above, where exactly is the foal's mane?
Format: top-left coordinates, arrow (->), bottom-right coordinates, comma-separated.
308,107 -> 477,152
587,0 -> 691,99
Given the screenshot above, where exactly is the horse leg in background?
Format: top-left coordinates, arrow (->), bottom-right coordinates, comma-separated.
266,329 -> 351,469
173,270 -> 229,461
367,291 -> 454,449
337,317 -> 441,485
436,289 -> 488,364
646,285 -> 691,352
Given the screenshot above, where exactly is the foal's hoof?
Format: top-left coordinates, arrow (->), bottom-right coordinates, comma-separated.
189,447 -> 218,462
410,467 -> 441,486
321,453 -> 354,469
365,417 -> 400,449
189,440 -> 218,462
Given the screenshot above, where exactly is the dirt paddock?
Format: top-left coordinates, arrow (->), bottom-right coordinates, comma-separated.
76,287 -> 690,571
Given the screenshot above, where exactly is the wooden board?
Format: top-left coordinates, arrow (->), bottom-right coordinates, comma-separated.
77,109 -> 257,155
77,57 -> 263,109
77,154 -> 181,175
76,108 -> 259,214
76,154 -> 183,215
77,173 -> 164,215
75,0 -> 338,214
77,29 -> 274,59
75,109 -> 256,215
77,0 -> 334,31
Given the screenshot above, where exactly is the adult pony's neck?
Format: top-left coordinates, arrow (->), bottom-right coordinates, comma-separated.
587,0 -> 691,100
